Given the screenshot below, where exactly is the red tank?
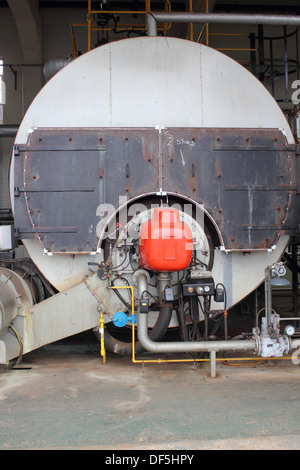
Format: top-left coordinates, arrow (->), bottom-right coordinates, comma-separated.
139,208 -> 193,272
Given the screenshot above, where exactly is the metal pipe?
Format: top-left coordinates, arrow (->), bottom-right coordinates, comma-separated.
224,309 -> 228,340
133,269 -> 150,299
152,12 -> 300,26
0,125 -> 18,137
137,310 -> 257,354
264,268 -> 272,330
87,0 -> 92,51
279,317 -> 300,322
147,13 -> 157,36
205,0 -> 209,46
157,272 -> 171,304
147,12 -> 300,36
99,312 -> 106,364
189,0 -> 193,41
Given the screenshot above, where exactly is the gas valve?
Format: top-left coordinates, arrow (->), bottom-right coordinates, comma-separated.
253,313 -> 291,358
113,311 -> 136,328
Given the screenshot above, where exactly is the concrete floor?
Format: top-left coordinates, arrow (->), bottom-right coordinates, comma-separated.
1,335 -> 300,450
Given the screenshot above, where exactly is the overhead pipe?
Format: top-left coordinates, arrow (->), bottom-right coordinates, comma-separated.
147,12 -> 300,36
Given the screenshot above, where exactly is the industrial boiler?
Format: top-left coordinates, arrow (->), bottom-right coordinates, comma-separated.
0,36 -> 299,367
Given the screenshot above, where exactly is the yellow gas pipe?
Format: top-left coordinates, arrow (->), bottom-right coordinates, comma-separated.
108,285 -> 294,368
99,312 -> 106,365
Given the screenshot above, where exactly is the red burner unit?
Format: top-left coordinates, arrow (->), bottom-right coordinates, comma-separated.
139,208 -> 193,272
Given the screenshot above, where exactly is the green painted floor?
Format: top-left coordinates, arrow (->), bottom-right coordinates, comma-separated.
1,336 -> 300,450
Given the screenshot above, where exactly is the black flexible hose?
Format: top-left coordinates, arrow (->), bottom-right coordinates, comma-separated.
103,305 -> 173,355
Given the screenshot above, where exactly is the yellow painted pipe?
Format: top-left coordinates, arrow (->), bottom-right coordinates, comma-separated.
110,285 -> 294,368
205,0 -> 209,46
100,312 -> 106,364
189,0 -> 193,41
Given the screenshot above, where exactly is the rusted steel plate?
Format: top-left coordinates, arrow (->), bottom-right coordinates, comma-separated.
161,127 -> 297,250
13,127 -> 298,253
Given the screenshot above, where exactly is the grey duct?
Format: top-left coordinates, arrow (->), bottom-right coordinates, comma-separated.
147,12 -> 300,36
43,57 -> 74,82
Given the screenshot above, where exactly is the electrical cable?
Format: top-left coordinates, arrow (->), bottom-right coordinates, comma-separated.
141,290 -> 158,304
111,277 -> 132,309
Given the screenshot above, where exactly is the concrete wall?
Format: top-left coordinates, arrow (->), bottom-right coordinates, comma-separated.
0,4 -> 87,210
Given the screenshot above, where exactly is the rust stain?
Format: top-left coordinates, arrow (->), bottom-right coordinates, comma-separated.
215,161 -> 222,179
217,208 -> 223,227
187,176 -> 197,193
143,147 -> 152,162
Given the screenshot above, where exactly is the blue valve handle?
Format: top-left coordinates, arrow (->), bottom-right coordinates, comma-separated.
113,311 -> 136,327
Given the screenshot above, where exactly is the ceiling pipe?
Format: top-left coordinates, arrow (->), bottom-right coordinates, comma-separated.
147,12 -> 300,36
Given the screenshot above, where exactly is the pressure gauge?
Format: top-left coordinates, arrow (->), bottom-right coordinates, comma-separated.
277,265 -> 286,277
285,325 -> 295,336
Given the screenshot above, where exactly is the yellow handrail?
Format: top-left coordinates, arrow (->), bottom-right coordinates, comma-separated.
189,0 -> 193,41
87,0 -> 171,51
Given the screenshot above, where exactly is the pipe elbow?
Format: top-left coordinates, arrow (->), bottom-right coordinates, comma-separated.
138,316 -> 159,353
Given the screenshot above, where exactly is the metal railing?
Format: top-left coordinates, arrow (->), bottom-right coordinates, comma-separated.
68,1 -> 300,104
87,0 -> 171,51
